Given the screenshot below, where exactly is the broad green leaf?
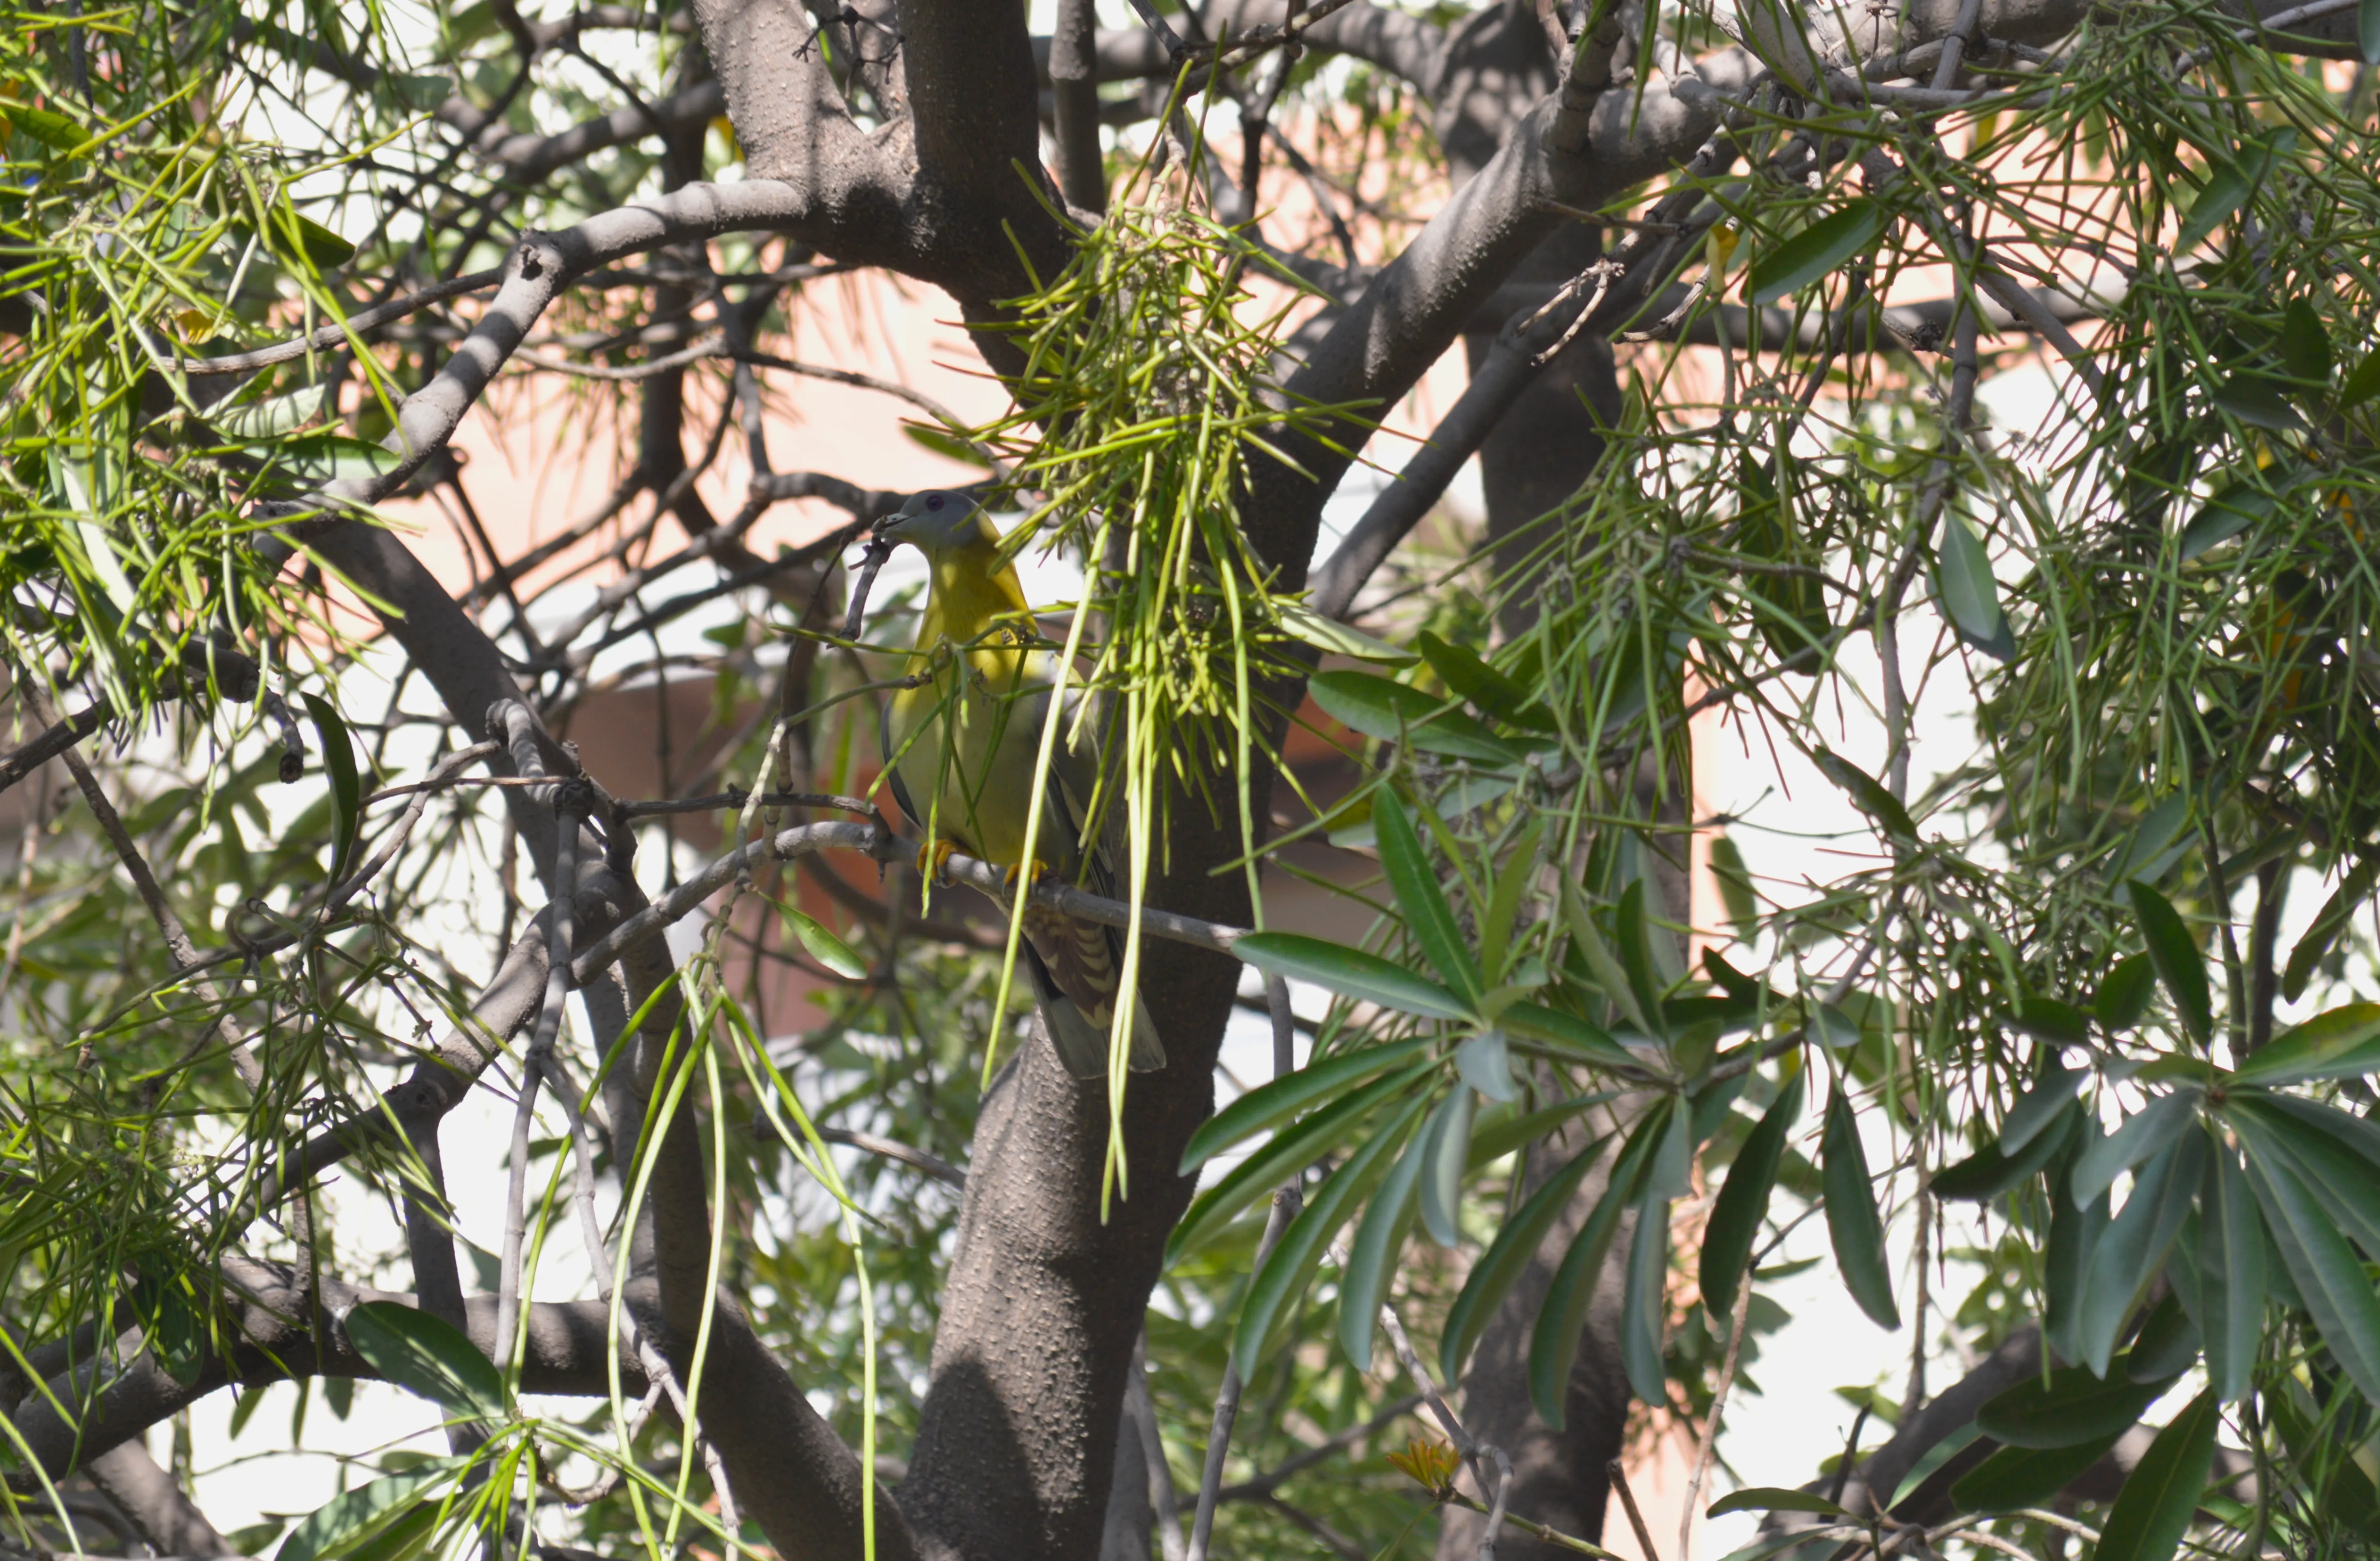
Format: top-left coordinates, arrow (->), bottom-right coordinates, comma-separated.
1531,1099 -> 1674,1425
1620,1190 -> 1671,1405
1808,1002 -> 1863,1052
2002,1060 -> 2084,1155
2177,136 -> 2285,254
1747,200 -> 1886,306
2210,374 -> 2306,433
1234,1094 -> 1431,1374
1500,1002 -> 1637,1069
1822,1087 -> 1900,1329
1932,1100 -> 2079,1201
2228,1001 -> 2380,1086
1276,600 -> 1419,665
1707,1488 -> 1854,1519
2252,1092 -> 2380,1169
278,1456 -> 470,1561
2045,1156 -> 2112,1365
2126,880 -> 2210,1049
1702,948 -> 1761,1004
2110,792 -> 2192,885
1701,1068 -> 1802,1321
215,384 -> 336,443
2006,997 -> 2089,1048
303,694 -> 362,885
1613,879 -> 1671,1041
1416,629 -> 1552,730
2126,1291 -> 2201,1384
1935,512 -> 2009,658
342,1302 -> 505,1420
1466,1091 -> 1622,1171
266,433 -> 407,491
2196,1147 -> 2266,1403
1442,1130 -> 1612,1381
271,208 -> 358,271
1418,1085 -> 1476,1246
1309,670 -> 1523,764
11,105 -> 91,152
2230,1099 -> 2380,1258
1373,792 -> 1481,1003
1688,1071 -> 1749,1145
1171,1060 -> 1434,1258
1233,932 -> 1472,1022
2281,299 -> 2333,386
2093,1389 -> 2220,1561
2072,1089 -> 2199,1209
1708,833 -> 1759,935
2344,347 -> 2380,409
1888,1424 -> 1982,1511
2364,0 -> 2380,68
1338,1123 -> 1429,1371
1952,1430 -> 2126,1512
1478,817 -> 1547,978
2282,857 -> 2380,1003
2077,1131 -> 2205,1375
2240,1151 -> 2380,1404
1811,748 -> 1917,840
1648,1089 -> 1694,1200
1559,879 -> 1655,1037
1975,1364 -> 2176,1449
1185,1037 -> 1428,1170
1180,1036 -> 1434,1172
780,903 -> 867,979
2097,955 -> 2158,1030
1455,1030 -> 1518,1102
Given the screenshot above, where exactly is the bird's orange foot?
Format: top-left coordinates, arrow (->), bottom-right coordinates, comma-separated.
1004,858 -> 1055,894
918,839 -> 959,884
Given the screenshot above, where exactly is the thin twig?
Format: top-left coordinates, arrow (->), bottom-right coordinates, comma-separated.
1678,1284 -> 1754,1561
1184,1184 -> 1305,1561
814,1126 -> 964,1187
1608,1459 -> 1661,1561
1444,1491 -> 1627,1558
1216,1394 -> 1423,1502
174,269 -> 505,375
493,809 -> 578,1381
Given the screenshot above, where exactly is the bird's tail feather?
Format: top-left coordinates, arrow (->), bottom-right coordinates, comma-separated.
1022,943 -> 1166,1079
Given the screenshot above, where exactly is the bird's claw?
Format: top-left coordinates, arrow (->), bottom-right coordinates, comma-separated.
918,838 -> 959,884
1004,858 -> 1054,894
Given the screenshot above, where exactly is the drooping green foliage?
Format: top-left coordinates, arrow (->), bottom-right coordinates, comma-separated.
4,0 -> 2380,1557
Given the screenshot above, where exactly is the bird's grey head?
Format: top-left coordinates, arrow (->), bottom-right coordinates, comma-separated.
876,490 -> 984,550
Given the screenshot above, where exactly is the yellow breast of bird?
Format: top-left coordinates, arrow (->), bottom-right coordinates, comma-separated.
886,545 -> 1075,873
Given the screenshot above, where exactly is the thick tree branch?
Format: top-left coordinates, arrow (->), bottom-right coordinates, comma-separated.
84,1445 -> 233,1558
8,1268 -> 646,1484
1049,0 -> 1108,214
477,80 -> 727,183
1251,75 -> 1719,584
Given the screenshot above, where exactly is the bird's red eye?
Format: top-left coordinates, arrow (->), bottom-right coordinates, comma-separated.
927,495 -> 944,511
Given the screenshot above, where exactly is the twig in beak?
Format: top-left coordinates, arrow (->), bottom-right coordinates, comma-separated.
841,534 -> 895,641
